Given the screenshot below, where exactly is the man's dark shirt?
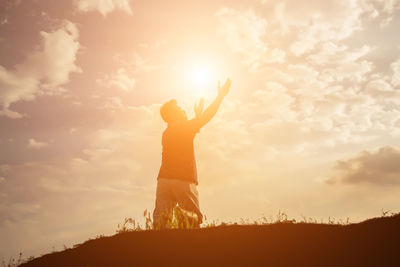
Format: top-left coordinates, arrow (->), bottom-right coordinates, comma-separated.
157,119 -> 201,184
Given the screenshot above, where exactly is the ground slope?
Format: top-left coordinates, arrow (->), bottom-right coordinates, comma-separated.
21,214 -> 400,267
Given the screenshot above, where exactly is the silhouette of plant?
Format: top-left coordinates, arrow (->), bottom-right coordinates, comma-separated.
1,252 -> 33,267
112,209 -> 400,235
116,217 -> 142,233
381,208 -> 397,217
117,207 -> 201,233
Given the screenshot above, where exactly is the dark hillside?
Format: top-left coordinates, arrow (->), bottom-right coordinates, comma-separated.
21,214 -> 400,267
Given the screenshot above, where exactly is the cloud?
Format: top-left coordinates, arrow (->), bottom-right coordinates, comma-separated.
0,104 -> 161,257
75,0 -> 132,16
391,58 -> 400,87
27,139 -> 48,149
272,0 -> 364,56
97,67 -> 136,92
362,0 -> 400,17
308,43 -> 372,66
0,21 -> 81,118
216,7 -> 285,71
248,82 -> 296,121
258,0 -> 397,57
1,18 -> 8,25
327,146 -> 400,185
365,79 -> 400,105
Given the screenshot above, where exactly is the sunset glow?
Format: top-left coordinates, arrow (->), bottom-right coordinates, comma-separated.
182,58 -> 221,98
191,66 -> 211,88
1,0 -> 400,262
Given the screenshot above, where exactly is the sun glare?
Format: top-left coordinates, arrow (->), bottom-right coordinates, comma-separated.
191,67 -> 211,87
179,55 -> 228,99
183,59 -> 219,98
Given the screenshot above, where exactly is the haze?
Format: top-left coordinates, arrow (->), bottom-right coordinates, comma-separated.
1,0 -> 400,260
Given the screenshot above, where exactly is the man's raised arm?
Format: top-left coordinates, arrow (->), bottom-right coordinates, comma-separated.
194,78 -> 231,128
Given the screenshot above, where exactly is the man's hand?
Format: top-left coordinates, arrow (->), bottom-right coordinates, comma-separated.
194,98 -> 204,118
218,78 -> 231,98
194,78 -> 231,128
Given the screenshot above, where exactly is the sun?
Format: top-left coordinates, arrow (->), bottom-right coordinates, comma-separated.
178,55 -> 227,99
185,60 -> 218,97
191,67 -> 211,87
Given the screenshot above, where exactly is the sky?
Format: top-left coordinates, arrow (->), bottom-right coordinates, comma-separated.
1,0 -> 400,260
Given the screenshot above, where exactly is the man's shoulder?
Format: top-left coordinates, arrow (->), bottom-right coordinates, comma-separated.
168,119 -> 201,132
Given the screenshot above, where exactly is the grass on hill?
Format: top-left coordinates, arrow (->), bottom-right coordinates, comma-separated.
5,209 -> 399,267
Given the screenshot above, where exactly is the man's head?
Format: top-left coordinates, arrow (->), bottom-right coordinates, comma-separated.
160,99 -> 187,124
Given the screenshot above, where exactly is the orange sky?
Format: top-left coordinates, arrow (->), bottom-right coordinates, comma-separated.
1,0 -> 400,260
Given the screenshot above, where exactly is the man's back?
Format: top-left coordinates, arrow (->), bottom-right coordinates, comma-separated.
157,119 -> 200,184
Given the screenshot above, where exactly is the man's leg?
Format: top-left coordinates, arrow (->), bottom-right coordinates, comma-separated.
153,179 -> 175,229
175,181 -> 203,228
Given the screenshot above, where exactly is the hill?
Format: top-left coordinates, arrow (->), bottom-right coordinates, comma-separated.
20,214 -> 400,267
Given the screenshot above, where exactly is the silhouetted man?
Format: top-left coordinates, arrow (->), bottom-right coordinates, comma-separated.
153,79 -> 231,229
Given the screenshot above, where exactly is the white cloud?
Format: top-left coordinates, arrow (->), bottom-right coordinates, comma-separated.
391,58 -> 400,87
1,18 -> 8,25
287,64 -> 319,81
379,16 -> 393,28
327,146 -> 400,185
75,0 -> 132,16
249,82 -> 296,121
306,43 -> 373,84
27,139 -> 48,149
113,52 -> 163,73
216,7 -> 285,71
365,79 -> 400,105
276,0 -> 364,56
308,43 -> 371,65
97,68 -> 135,92
363,0 -> 400,15
268,48 -> 286,64
323,60 -> 373,83
0,21 -> 80,118
267,0 -> 400,57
